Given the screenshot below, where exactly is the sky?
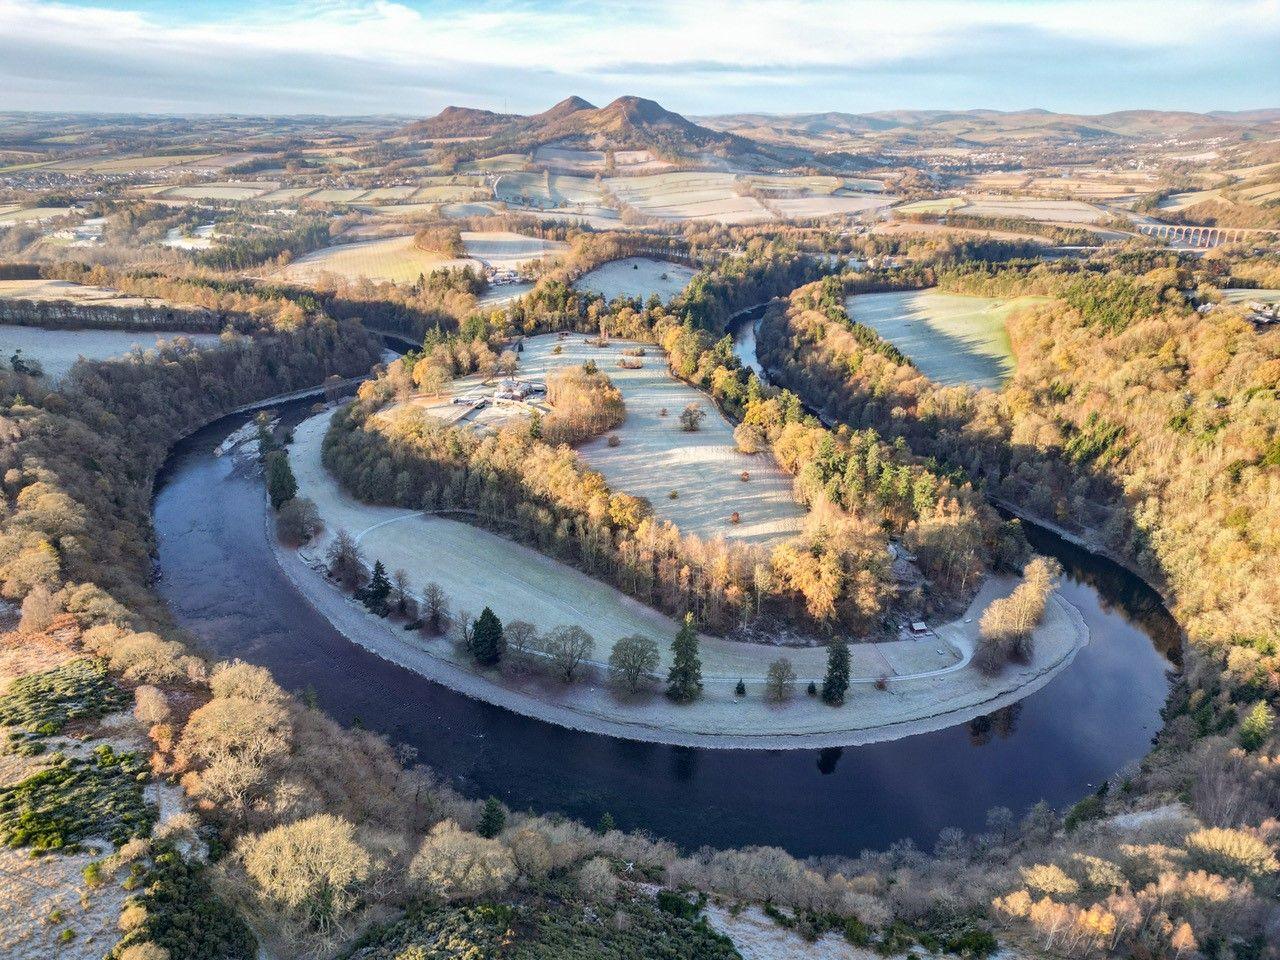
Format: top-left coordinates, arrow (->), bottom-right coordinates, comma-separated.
0,0 -> 1277,117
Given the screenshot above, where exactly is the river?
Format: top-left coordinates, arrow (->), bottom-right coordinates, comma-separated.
151,322 -> 1178,859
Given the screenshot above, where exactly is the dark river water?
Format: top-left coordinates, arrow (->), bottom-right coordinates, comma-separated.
152,330 -> 1178,859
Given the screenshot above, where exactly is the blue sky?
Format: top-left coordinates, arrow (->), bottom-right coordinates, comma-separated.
1,0 -> 1276,116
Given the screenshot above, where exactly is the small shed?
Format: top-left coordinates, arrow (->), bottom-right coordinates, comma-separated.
909,621 -> 930,636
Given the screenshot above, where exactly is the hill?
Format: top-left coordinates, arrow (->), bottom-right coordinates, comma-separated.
400,105 -> 520,139
698,107 -> 1280,152
402,95 -> 749,161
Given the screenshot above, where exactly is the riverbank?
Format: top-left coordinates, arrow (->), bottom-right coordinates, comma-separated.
269,408 -> 1089,749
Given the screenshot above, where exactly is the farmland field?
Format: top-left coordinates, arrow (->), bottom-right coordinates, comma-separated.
410,183 -> 488,202
495,171 -> 605,207
533,145 -> 672,173
394,332 -> 805,545
955,196 -> 1106,223
460,153 -> 529,172
159,181 -> 274,201
894,197 -> 965,215
770,194 -> 894,219
461,230 -> 567,269
256,187 -> 318,203
0,324 -> 221,381
576,257 -> 697,301
845,289 -> 1049,389
0,277 -> 172,306
307,188 -> 369,203
280,235 -> 477,285
440,201 -> 506,218
0,206 -> 73,224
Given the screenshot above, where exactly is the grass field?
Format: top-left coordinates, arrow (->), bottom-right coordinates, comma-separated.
394,332 -> 805,546
461,231 -> 567,269
770,194 -> 893,219
895,197 -> 966,215
845,289 -> 1049,389
0,206 -> 73,224
161,224 -> 217,249
460,153 -> 529,173
280,235 -> 477,285
160,181 -> 274,201
1221,288 -> 1280,303
955,196 -> 1106,223
0,324 -> 221,381
0,278 -> 167,305
576,257 -> 697,301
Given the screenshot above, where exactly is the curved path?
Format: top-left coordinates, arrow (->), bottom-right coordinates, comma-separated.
277,408 -> 1089,748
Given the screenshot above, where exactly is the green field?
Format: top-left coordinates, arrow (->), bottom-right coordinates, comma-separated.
845,289 -> 1048,389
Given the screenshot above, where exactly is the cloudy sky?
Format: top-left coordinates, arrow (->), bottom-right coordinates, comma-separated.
1,0 -> 1276,116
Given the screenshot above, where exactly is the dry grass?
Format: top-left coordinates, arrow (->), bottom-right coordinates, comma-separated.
280,235 -> 477,285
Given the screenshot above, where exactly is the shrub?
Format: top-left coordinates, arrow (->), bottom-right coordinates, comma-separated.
608,634 -> 660,693
0,745 -> 154,852
107,847 -> 255,960
408,820 -> 515,901
578,857 -> 619,903
0,658 -> 129,735
678,402 -> 706,432
276,496 -> 322,545
239,814 -> 372,934
1185,827 -> 1280,882
765,658 -> 796,702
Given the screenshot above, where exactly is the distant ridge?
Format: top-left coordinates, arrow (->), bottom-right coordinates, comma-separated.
400,95 -> 746,159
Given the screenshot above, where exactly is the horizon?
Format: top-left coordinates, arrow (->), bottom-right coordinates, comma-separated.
4,99 -> 1280,122
2,0 -> 1277,116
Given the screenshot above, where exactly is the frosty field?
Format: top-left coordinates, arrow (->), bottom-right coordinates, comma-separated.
280,235 -> 477,285
0,324 -> 221,381
461,230 -> 568,269
575,257 -> 697,301
845,289 -> 1049,389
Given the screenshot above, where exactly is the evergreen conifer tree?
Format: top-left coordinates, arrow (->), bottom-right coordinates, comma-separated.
477,796 -> 505,838
362,560 -> 392,616
666,613 -> 703,703
822,640 -> 850,706
472,606 -> 505,667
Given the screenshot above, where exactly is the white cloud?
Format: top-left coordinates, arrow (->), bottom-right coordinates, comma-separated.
0,0 -> 1274,114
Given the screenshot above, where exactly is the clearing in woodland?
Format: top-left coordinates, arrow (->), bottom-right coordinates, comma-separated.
844,289 -> 1048,389
279,235 -> 477,285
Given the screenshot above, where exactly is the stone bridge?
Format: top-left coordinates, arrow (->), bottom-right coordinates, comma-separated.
1136,222 -> 1280,248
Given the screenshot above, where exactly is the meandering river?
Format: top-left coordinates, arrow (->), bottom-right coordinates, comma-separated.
151,322 -> 1178,858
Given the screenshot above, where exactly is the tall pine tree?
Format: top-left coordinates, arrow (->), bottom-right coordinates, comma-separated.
265,451 -> 297,510
472,606 -> 505,667
361,560 -> 392,616
822,640 -> 850,706
666,613 -> 702,703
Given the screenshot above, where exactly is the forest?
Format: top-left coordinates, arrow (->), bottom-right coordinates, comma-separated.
757,257 -> 1280,958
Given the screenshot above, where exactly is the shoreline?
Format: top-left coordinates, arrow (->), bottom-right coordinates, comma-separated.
270,535 -> 1087,749
269,404 -> 1091,750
